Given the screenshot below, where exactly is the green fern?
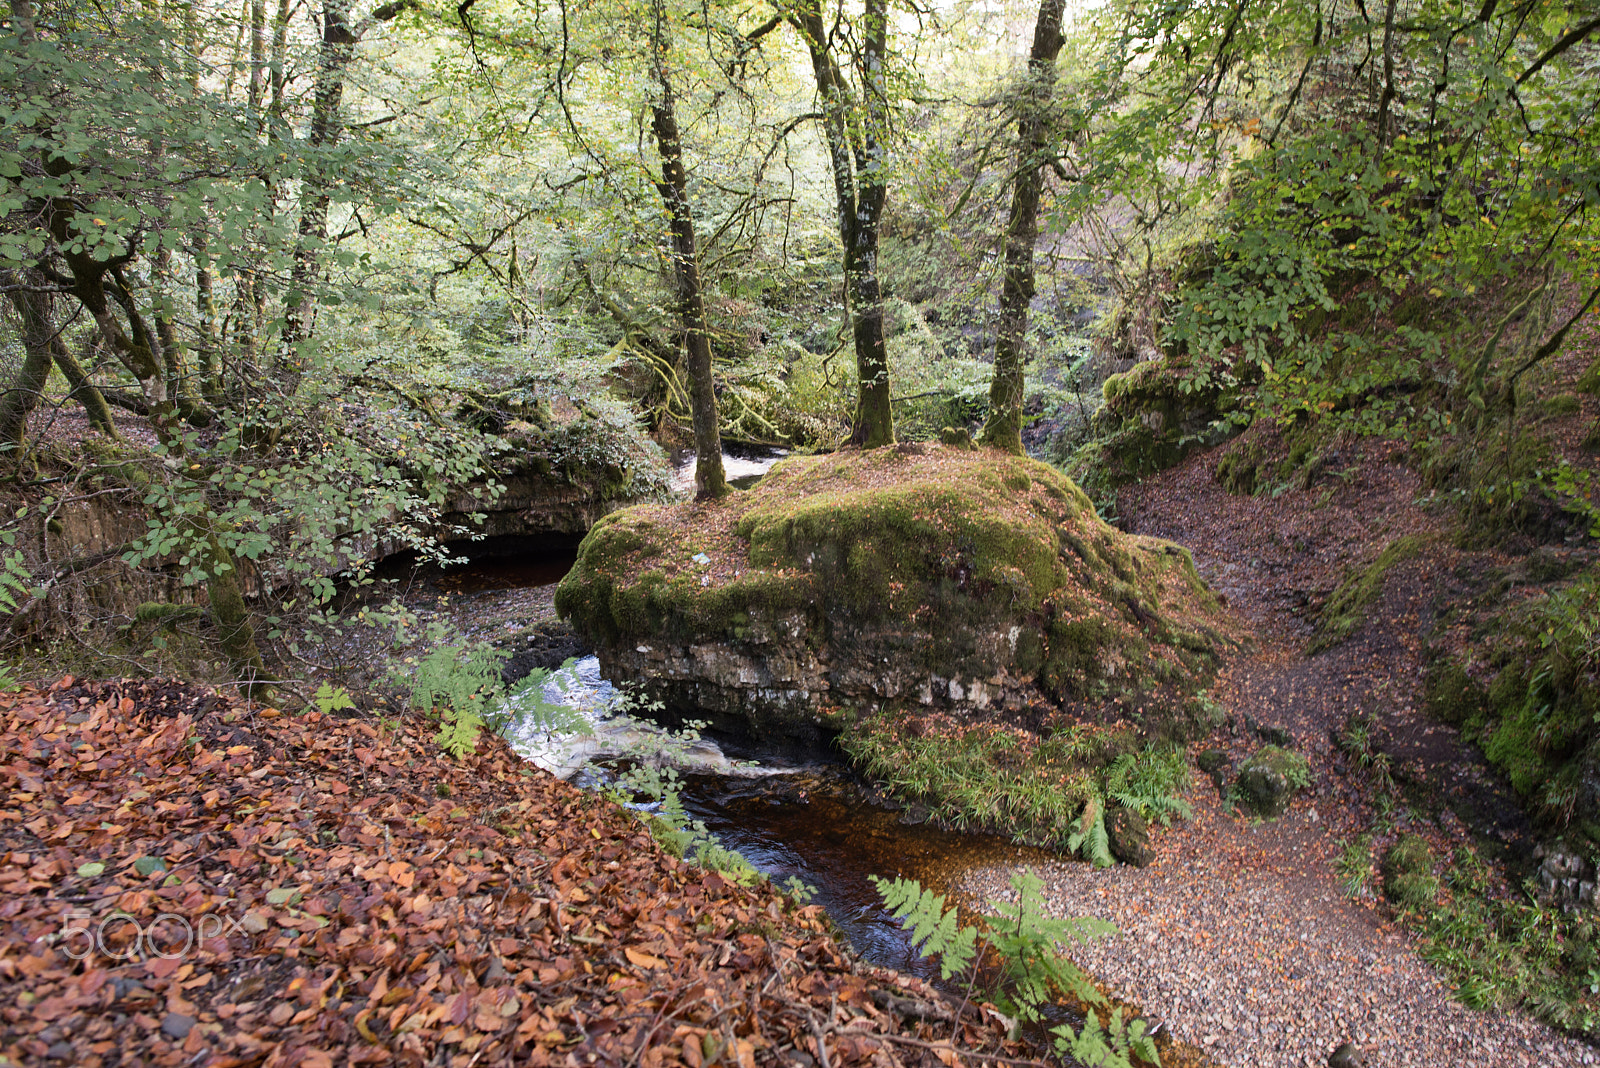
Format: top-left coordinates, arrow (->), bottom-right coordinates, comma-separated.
869,875 -> 979,979
1068,797 -> 1115,868
985,871 -> 1113,1018
1105,747 -> 1193,826
871,870 -> 1154,1067
399,643 -> 503,758
312,682 -> 356,715
1054,1007 -> 1161,1067
436,706 -> 486,758
497,659 -> 590,736
0,548 -> 32,614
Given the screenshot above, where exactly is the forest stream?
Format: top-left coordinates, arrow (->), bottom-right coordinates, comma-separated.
416,449 -> 1117,1027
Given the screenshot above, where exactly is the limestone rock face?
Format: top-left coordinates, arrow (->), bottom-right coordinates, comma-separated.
556,446 -> 1233,738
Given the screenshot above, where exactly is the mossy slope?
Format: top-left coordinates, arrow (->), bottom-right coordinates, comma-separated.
557,445 -> 1233,727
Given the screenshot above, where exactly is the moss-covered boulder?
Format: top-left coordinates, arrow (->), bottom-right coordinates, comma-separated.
1234,745 -> 1310,818
556,445 -> 1233,739
1067,356 -> 1245,505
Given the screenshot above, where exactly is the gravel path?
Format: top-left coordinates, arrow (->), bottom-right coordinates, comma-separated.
959,780 -> 1594,1067
955,438 -> 1598,1067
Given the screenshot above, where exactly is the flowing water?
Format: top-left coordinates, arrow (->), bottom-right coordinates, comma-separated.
421,449 -> 1071,987
495,651 -> 1050,982
670,447 -> 789,493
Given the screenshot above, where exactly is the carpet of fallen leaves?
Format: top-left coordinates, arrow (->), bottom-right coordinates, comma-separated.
0,677 -> 1035,1068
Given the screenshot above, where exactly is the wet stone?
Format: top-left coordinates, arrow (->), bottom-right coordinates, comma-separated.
1197,749 -> 1231,792
898,803 -> 931,826
1235,747 -> 1303,818
1107,805 -> 1154,867
1328,1041 -> 1365,1067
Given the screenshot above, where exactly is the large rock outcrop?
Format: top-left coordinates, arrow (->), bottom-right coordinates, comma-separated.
555,445 -> 1232,739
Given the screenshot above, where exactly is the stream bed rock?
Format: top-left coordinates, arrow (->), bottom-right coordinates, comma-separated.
556,445 -> 1236,741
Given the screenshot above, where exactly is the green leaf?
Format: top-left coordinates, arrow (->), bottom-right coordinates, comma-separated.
77,861 -> 106,878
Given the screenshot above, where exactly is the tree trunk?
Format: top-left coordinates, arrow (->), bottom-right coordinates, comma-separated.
0,279 -> 54,451
203,529 -> 270,695
794,0 -> 894,448
979,0 -> 1065,455
649,5 -> 726,499
248,0 -> 266,131
1,268 -> 118,443
192,233 -> 224,401
50,337 -> 118,438
283,1 -> 406,378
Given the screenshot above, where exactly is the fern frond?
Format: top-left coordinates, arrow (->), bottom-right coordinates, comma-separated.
870,875 -> 978,979
1068,795 -> 1099,854
1105,752 -> 1137,792
0,551 -> 32,614
1054,1008 -> 1162,1068
1069,799 -> 1113,868
436,707 -> 484,759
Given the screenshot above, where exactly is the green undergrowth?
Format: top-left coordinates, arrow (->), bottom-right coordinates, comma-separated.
1310,534 -> 1430,653
1419,845 -> 1599,1034
1337,718 -> 1600,1036
874,870 -> 1160,1067
1344,826 -> 1600,1032
1425,560 -> 1600,834
839,710 -> 1190,867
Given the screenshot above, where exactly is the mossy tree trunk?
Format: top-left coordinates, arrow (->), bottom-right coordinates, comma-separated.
793,0 -> 894,448
979,0 -> 1064,455
649,5 -> 727,499
0,275 -> 53,452
1,267 -> 119,445
204,530 -> 270,696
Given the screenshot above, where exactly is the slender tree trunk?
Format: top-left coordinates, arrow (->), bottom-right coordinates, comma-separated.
182,11 -> 224,403
0,281 -> 54,451
283,0 -> 356,368
793,0 -> 893,448
846,0 -> 893,448
204,529 -> 269,694
192,235 -> 224,400
269,0 -> 291,128
1374,0 -> 1399,154
1,268 -> 118,442
980,0 -> 1065,455
649,6 -> 726,499
50,337 -> 118,438
283,1 -> 408,379
248,0 -> 266,131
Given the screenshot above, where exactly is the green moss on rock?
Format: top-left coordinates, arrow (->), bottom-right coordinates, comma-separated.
1423,661 -> 1488,726
1311,534 -> 1430,653
556,446 -> 1234,729
1072,356 -> 1245,497
1234,744 -> 1310,818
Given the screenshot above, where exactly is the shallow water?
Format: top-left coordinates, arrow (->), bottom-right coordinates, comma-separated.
498,654 -> 1055,981
677,770 -> 1055,979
